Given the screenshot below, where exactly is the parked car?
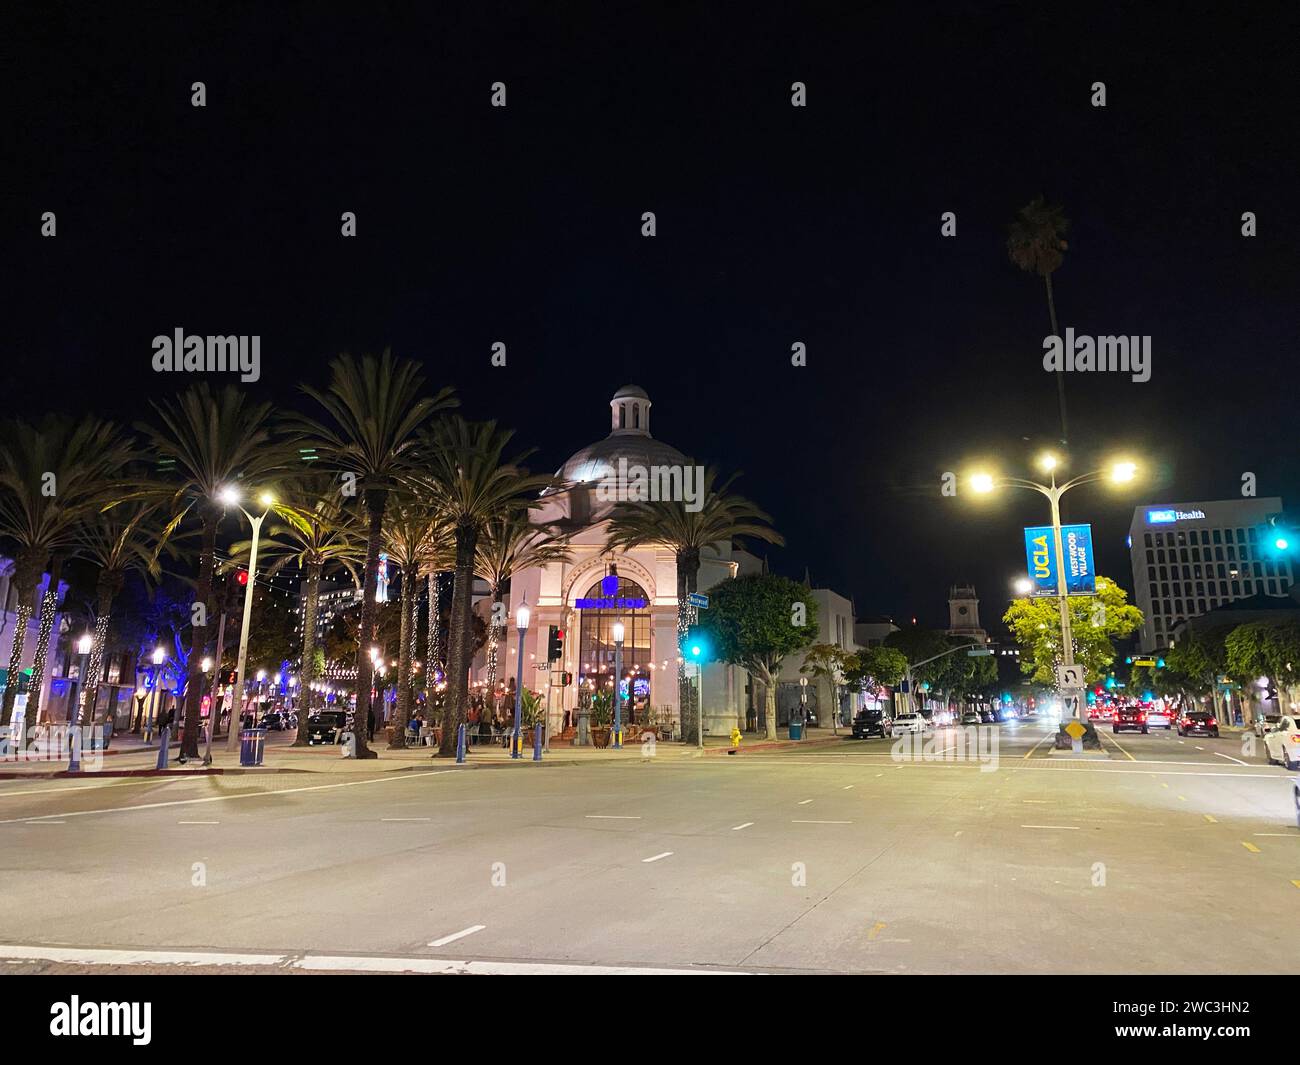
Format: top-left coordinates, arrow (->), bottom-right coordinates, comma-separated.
851,709 -> 890,739
890,712 -> 927,735
1177,711 -> 1219,738
1113,706 -> 1149,734
307,710 -> 348,745
1263,715 -> 1300,770
961,709 -> 982,726
261,710 -> 288,731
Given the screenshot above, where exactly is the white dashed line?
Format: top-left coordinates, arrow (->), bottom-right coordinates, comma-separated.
382,817 -> 431,822
1215,752 -> 1249,766
178,821 -> 219,825
585,815 -> 641,820
642,852 -> 673,863
792,820 -> 852,825
731,822 -> 754,831
797,799 -> 813,805
427,925 -> 485,947
1021,824 -> 1081,830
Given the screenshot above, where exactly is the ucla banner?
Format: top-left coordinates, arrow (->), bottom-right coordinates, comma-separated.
1023,524 -> 1096,596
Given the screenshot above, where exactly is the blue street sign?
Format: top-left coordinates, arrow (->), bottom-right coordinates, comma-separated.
1023,523 -> 1096,596
687,592 -> 709,609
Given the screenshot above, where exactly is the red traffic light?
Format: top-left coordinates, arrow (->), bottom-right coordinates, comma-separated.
236,570 -> 248,585
555,629 -> 564,641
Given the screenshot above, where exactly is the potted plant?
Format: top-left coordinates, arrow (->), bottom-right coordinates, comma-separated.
519,688 -> 545,743
589,690 -> 613,748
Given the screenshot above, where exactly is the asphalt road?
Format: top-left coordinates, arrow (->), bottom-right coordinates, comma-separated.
2,718 -> 1296,974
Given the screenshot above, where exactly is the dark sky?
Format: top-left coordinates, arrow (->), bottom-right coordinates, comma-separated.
7,4 -> 1299,631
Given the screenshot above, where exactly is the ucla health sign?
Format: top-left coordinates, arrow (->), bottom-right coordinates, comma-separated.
1022,524 -> 1096,596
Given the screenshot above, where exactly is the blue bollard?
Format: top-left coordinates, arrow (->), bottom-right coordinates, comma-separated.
67,725 -> 81,773
533,723 -> 542,761
456,722 -> 466,764
156,726 -> 171,770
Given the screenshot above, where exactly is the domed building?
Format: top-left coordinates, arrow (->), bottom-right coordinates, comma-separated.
479,385 -> 760,741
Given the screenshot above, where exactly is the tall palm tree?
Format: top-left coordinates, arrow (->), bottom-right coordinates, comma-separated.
1007,196 -> 1071,445
71,501 -> 172,726
0,415 -> 133,727
378,498 -> 446,749
290,351 -> 455,759
142,384 -> 289,758
419,417 -> 553,757
604,467 -> 783,743
474,513 -> 571,716
228,473 -> 363,745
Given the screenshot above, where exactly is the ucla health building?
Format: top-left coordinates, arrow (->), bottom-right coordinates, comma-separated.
1127,497 -> 1293,652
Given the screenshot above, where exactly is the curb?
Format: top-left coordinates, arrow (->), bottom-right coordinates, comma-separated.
0,767 -> 224,780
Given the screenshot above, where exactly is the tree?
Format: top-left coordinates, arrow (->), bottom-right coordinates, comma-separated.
419,417 -> 552,757
474,513 -> 570,718
71,501 -> 172,726
1008,196 -> 1070,444
799,643 -> 849,727
143,384 -> 289,758
697,573 -> 818,741
1002,575 -> 1142,685
605,468 -> 783,744
844,645 -> 907,698
228,473 -> 362,745
291,351 -> 455,758
0,415 -> 133,727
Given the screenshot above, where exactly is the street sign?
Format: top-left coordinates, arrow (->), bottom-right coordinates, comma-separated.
687,592 -> 709,609
1056,663 -> 1085,688
1022,523 -> 1096,596
966,648 -> 993,656
1131,657 -> 1156,668
1063,719 -> 1087,741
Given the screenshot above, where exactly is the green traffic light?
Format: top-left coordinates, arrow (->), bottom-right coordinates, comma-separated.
690,644 -> 702,657
1276,537 -> 1289,551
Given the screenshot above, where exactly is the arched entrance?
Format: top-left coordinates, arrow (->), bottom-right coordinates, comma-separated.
576,574 -> 652,723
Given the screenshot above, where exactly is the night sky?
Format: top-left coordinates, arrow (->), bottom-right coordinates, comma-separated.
7,4 -> 1299,632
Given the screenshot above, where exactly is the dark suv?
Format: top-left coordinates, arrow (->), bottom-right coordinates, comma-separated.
307,710 -> 348,745
852,709 -> 890,739
1113,706 -> 1148,734
1177,711 -> 1220,737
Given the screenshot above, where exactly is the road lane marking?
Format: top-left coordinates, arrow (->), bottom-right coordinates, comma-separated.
731,822 -> 754,831
1241,841 -> 1261,853
867,922 -> 886,940
0,778 -> 192,800
1098,730 -> 1136,762
642,852 -> 673,863
842,785 -> 854,790
0,769 -> 460,824
792,820 -> 852,825
954,830 -> 963,837
1216,752 -> 1249,766
1021,825 -> 1081,830
28,819 -> 64,824
1292,881 -> 1300,889
1022,800 -> 1048,804
382,817 -> 430,822
585,815 -> 641,820
1195,746 -> 1205,751
1204,814 -> 1218,823
797,799 -> 813,805
1177,796 -> 1187,801
1160,783 -> 1169,789
1253,833 -> 1296,837
428,925 -> 485,947
178,820 -> 219,825
1023,731 -> 1053,760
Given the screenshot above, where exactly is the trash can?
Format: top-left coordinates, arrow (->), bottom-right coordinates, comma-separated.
239,728 -> 266,767
789,721 -> 803,741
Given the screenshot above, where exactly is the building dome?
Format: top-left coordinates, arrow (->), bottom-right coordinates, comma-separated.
554,385 -> 687,486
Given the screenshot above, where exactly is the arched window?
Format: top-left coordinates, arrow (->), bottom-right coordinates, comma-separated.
577,575 -> 651,720
619,404 -> 626,428
633,404 -> 640,428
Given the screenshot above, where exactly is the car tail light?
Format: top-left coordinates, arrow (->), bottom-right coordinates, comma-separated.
1138,713 -> 1146,721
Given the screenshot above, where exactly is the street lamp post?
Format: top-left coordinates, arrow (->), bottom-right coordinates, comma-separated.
146,645 -> 166,743
512,598 -> 530,758
222,486 -> 275,750
612,621 -> 624,749
971,456 -> 1137,731
799,675 -> 808,739
69,633 -> 92,771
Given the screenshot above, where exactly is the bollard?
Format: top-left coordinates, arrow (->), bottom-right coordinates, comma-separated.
456,722 -> 466,764
68,725 -> 82,773
156,726 -> 171,770
533,723 -> 542,761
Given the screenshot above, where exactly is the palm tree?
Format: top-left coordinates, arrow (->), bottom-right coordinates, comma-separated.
474,513 -> 571,717
1007,196 -> 1071,445
228,473 -> 363,745
419,417 -> 553,757
378,498 -> 446,749
604,468 -> 783,743
71,501 -> 172,727
142,384 -> 289,758
291,351 -> 455,758
0,415 -> 133,728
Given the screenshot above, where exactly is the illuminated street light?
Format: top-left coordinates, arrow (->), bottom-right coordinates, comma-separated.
77,633 -> 93,656
222,487 -> 277,749
1038,453 -> 1059,473
970,472 -> 995,494
1013,577 -> 1034,596
512,596 -> 531,758
612,621 -> 625,749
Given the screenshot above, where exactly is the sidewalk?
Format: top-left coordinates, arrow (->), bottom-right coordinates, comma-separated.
0,725 -> 851,779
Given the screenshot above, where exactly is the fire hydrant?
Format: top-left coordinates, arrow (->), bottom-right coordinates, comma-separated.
728,726 -> 742,755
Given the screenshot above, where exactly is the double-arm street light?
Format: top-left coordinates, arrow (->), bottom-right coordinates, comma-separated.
221,485 -> 276,750
969,454 -> 1137,723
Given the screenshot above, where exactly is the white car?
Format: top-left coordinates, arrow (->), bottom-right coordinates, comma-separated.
1144,706 -> 1172,730
1263,715 -> 1300,770
890,712 -> 927,735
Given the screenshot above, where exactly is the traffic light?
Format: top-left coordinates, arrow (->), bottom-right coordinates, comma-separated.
684,625 -> 712,663
547,625 -> 565,662
236,570 -> 248,586
561,671 -> 573,687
